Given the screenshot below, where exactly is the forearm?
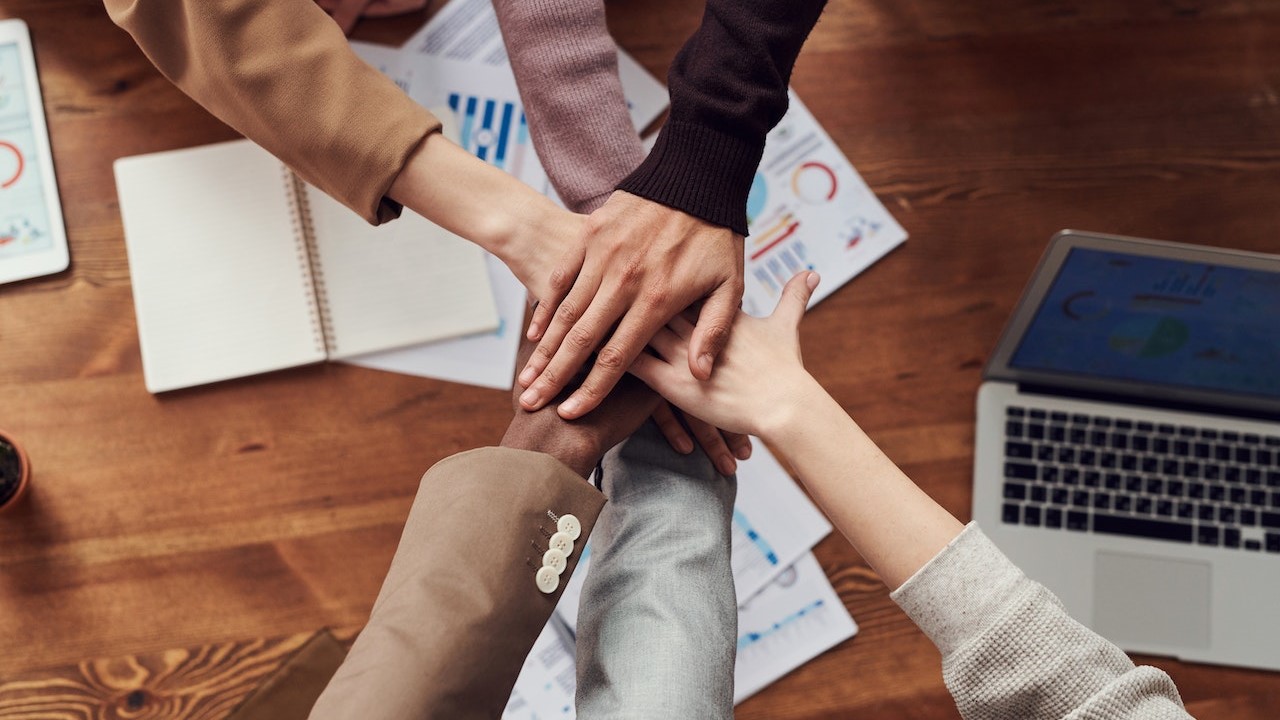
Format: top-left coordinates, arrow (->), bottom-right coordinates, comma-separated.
617,0 -> 827,233
765,384 -> 1188,716
763,378 -> 963,590
105,0 -> 437,224
493,0 -> 644,213
388,133 -> 580,303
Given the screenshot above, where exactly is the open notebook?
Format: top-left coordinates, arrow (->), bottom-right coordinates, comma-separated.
115,140 -> 498,393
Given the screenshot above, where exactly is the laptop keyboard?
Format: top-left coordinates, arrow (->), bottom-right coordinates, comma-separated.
1001,406 -> 1280,553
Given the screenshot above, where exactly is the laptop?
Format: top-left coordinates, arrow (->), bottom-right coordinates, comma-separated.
972,229 -> 1280,671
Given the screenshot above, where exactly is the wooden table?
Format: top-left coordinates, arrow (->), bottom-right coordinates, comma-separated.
3,0 -> 1279,717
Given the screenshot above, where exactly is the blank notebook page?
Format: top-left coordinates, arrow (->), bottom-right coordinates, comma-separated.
302,185 -> 498,359
116,140 -> 325,393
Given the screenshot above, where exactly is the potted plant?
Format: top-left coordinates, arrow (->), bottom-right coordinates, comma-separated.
0,429 -> 30,513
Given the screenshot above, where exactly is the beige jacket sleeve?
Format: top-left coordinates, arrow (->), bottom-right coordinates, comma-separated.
104,0 -> 440,224
309,447 -> 605,720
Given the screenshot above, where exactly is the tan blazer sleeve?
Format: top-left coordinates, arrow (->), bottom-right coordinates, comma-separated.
103,0 -> 441,224
309,447 -> 606,720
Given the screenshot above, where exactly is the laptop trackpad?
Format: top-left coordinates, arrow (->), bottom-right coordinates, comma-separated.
1092,552 -> 1212,650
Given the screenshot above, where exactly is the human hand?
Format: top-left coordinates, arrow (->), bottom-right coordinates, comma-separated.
630,272 -> 821,440
502,337 -> 661,478
388,132 -> 587,307
516,191 -> 745,420
651,402 -> 752,476
503,204 -> 588,307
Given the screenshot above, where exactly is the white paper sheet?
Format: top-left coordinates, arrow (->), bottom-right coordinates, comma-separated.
741,92 -> 907,317
732,444 -> 833,604
345,253 -> 526,389
733,551 -> 858,704
503,618 -> 578,719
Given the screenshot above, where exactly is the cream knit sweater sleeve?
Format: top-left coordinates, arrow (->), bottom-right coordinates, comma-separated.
891,523 -> 1193,719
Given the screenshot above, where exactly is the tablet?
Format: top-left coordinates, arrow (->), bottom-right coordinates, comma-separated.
0,19 -> 68,284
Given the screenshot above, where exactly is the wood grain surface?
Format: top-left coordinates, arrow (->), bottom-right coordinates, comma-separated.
1,0 -> 1279,717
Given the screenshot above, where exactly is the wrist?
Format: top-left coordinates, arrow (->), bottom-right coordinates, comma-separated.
504,202 -> 585,303
756,373 -> 827,444
391,133 -> 550,259
500,416 -> 599,479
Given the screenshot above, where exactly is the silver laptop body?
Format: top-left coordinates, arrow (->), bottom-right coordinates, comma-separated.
972,230 -> 1280,671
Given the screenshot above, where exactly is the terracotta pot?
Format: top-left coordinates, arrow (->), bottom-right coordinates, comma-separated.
0,429 -> 30,513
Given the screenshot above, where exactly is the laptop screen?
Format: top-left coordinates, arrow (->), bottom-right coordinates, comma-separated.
1009,247 -> 1280,401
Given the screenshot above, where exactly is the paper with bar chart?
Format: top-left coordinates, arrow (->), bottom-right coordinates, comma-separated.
741,92 -> 906,317
731,443 -> 833,603
404,58 -> 554,196
734,552 -> 858,703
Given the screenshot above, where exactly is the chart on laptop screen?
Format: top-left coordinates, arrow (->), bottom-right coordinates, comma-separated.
1011,248 -> 1280,399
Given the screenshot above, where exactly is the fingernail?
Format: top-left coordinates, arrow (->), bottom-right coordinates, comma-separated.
518,367 -> 536,387
560,397 -> 582,417
520,387 -> 540,407
526,324 -> 539,340
735,445 -> 752,460
717,455 -> 737,475
698,354 -> 713,375
806,272 -> 820,290
677,438 -> 694,454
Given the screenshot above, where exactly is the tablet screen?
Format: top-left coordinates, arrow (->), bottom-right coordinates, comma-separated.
0,41 -> 55,260
1010,247 -> 1280,400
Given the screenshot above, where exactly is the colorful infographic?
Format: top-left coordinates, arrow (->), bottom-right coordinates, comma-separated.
1012,249 -> 1280,399
447,92 -> 538,182
0,42 -> 53,259
407,57 -> 553,198
741,92 -> 906,317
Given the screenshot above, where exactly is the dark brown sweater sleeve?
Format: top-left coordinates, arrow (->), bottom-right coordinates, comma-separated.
104,0 -> 441,224
617,0 -> 827,235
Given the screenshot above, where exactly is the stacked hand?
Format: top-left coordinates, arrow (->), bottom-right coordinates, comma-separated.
512,191 -> 751,474
501,337 -> 660,478
630,272 -> 821,440
516,191 -> 745,419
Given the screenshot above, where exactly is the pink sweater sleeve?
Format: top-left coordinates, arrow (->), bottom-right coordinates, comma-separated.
492,0 -> 645,214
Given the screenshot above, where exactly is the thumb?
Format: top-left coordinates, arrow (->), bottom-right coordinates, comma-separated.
772,272 -> 819,327
688,282 -> 740,381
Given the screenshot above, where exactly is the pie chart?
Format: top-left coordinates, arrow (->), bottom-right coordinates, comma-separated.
0,140 -> 23,189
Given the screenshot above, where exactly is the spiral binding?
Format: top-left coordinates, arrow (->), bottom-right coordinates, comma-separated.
283,168 -> 334,356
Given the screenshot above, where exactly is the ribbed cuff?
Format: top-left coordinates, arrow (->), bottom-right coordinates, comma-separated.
616,121 -> 762,235
889,523 -> 1029,656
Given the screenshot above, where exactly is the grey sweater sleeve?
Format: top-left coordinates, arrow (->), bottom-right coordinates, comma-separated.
890,523 -> 1193,719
